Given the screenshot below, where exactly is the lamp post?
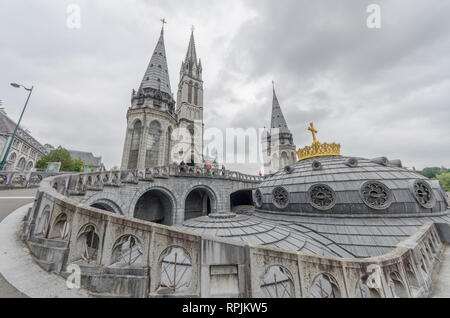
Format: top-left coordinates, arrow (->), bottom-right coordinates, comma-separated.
0,83 -> 34,171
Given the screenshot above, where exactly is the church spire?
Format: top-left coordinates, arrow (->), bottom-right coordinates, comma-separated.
139,20 -> 172,95
271,82 -> 291,134
181,27 -> 201,80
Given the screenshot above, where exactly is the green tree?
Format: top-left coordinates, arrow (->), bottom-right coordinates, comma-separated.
72,157 -> 85,172
35,148 -> 85,172
419,167 -> 448,179
436,172 -> 450,192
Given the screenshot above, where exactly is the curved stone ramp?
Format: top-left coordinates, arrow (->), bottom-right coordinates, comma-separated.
0,203 -> 89,298
431,245 -> 450,297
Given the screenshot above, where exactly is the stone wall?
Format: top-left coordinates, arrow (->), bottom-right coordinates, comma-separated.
60,165 -> 262,222
0,171 -> 65,189
21,172 -> 448,298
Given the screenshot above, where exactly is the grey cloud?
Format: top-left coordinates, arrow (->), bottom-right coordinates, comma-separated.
1,0 -> 449,172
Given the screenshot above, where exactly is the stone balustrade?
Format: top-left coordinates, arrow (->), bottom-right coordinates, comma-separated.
0,171 -> 67,189
20,172 -> 448,298
1,164 -> 263,190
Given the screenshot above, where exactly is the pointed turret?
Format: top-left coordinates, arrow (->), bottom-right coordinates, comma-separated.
139,25 -> 172,95
180,29 -> 202,80
271,86 -> 291,134
262,83 -> 297,173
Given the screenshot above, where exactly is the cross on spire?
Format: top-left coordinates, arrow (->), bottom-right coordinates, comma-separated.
160,18 -> 167,34
308,122 -> 319,144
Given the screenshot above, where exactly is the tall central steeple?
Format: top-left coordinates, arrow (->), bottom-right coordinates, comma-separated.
176,28 -> 204,164
180,28 -> 202,81
139,24 -> 172,95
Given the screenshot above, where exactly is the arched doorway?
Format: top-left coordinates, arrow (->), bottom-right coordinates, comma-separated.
230,189 -> 253,212
184,188 -> 215,221
134,189 -> 174,225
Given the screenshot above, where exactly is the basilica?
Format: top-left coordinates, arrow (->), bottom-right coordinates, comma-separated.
120,24 -> 205,171
16,23 -> 450,299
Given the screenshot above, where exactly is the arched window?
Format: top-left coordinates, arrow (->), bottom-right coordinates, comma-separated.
194,86 -> 198,105
166,127 -> 172,165
26,161 -> 34,171
188,85 -> 192,104
17,157 -> 26,171
128,120 -> 142,169
146,121 -> 162,168
8,152 -> 17,163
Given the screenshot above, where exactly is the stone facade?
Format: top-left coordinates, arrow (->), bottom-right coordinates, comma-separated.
21,172 -> 449,298
0,110 -> 48,171
121,27 -> 205,171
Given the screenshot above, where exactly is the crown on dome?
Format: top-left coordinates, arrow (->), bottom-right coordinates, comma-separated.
296,123 -> 341,161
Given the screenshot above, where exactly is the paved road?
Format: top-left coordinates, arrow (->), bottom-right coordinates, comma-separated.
0,188 -> 36,298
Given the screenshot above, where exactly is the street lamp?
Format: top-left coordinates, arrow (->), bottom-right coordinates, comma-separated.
0,83 -> 34,171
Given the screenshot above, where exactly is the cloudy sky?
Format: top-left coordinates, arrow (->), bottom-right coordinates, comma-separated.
1,0 -> 449,173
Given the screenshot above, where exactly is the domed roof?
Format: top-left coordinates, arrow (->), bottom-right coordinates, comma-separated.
255,156 -> 448,215
180,213 -> 350,257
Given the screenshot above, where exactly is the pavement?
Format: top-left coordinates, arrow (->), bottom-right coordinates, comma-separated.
0,188 -> 36,298
0,188 -> 448,298
0,188 -> 88,298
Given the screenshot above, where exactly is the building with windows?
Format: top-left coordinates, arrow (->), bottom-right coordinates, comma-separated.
121,25 -> 205,170
0,109 -> 48,171
68,149 -> 105,172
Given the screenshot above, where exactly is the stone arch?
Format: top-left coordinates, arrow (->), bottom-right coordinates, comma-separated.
427,238 -> 436,255
183,185 -> 218,220
6,152 -> 17,170
49,213 -> 70,240
280,152 -> 289,168
271,153 -> 279,172
310,273 -> 341,298
76,224 -> 100,264
134,187 -> 176,225
387,271 -> 408,298
420,255 -> 428,275
157,245 -> 192,294
17,157 -> 26,171
146,120 -> 162,168
260,265 -> 294,298
354,277 -> 381,298
128,119 -> 142,169
291,152 -> 297,164
83,191 -> 127,215
230,189 -> 253,211
111,234 -> 143,267
421,248 -> 431,269
90,199 -> 123,214
25,160 -> 34,171
35,205 -> 51,236
405,263 -> 419,291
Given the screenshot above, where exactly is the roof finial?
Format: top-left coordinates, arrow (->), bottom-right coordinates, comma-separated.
160,18 -> 167,34
272,80 -> 275,90
191,24 -> 195,34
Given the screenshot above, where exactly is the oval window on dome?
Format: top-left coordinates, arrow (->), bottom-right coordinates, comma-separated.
360,181 -> 392,210
308,184 -> 336,211
272,186 -> 289,209
411,180 -> 436,209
